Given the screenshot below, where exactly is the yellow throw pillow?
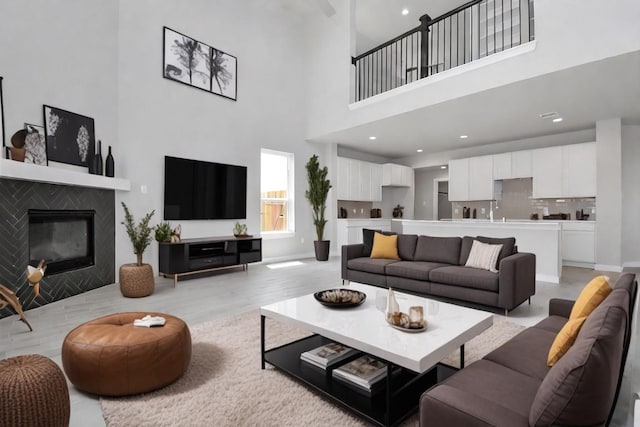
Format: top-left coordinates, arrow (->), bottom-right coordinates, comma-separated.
547,316 -> 587,366
370,233 -> 400,260
569,276 -> 612,320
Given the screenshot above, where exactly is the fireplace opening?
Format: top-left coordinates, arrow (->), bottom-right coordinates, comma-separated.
28,209 -> 95,275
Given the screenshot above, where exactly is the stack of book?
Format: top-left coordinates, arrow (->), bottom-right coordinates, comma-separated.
300,342 -> 358,369
332,355 -> 391,394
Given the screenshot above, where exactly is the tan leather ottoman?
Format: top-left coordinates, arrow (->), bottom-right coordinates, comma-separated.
61,312 -> 191,396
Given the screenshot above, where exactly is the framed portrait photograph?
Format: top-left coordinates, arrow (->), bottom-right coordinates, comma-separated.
43,105 -> 95,167
24,123 -> 47,166
163,27 -> 237,101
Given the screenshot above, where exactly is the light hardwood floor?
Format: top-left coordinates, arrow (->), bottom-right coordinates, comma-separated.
0,258 -> 629,426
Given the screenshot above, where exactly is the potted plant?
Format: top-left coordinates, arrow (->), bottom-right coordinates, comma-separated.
393,204 -> 404,218
305,154 -> 332,261
119,202 -> 156,297
155,221 -> 172,243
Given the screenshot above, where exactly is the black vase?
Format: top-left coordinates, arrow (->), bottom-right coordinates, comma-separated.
95,140 -> 103,176
314,240 -> 330,261
105,146 -> 114,177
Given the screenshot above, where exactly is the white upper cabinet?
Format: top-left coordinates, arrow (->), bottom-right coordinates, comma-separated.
336,157 -> 383,202
562,142 -> 596,197
468,155 -> 495,200
532,142 -> 596,198
511,150 -> 532,178
382,163 -> 413,187
448,158 -> 470,201
492,153 -> 512,180
532,146 -> 563,198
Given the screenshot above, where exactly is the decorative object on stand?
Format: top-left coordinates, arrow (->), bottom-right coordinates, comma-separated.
26,260 -> 47,298
313,289 -> 366,308
119,203 -> 155,297
0,76 -> 5,153
384,288 -> 427,332
0,284 -> 33,331
392,204 -> 404,218
305,154 -> 332,261
155,221 -> 172,243
43,105 -> 95,167
9,129 -> 26,161
233,221 -> 251,238
170,224 -> 181,243
105,145 -> 114,177
163,26 -> 237,101
24,124 -> 47,165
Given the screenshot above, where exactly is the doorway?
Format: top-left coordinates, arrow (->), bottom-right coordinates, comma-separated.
433,179 -> 452,220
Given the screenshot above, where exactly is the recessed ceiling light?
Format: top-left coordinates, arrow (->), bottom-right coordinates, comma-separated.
459,135 -> 468,139
416,149 -> 423,153
369,136 -> 376,140
552,117 -> 563,123
401,8 -> 409,15
441,165 -> 447,169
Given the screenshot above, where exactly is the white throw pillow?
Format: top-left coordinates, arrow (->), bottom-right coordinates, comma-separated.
465,240 -> 503,273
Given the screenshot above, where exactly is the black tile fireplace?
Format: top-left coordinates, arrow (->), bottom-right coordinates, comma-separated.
0,178 -> 115,319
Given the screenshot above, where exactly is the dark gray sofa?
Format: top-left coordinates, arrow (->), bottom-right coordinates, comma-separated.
420,273 -> 637,427
342,234 -> 536,313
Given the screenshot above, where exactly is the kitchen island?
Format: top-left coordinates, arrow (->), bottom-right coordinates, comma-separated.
396,220 -> 562,283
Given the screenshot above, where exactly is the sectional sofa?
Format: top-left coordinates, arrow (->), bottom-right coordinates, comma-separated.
420,273 -> 637,426
341,233 -> 536,313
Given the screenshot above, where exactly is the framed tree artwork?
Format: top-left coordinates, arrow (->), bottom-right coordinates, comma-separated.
163,27 -> 237,101
24,123 -> 47,166
43,105 -> 95,167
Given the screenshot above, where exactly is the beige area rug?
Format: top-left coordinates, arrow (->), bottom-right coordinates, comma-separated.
101,310 -> 525,427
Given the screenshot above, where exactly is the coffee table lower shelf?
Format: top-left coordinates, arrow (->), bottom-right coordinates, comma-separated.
262,333 -> 457,427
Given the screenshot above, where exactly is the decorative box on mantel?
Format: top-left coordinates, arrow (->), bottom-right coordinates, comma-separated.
0,158 -> 130,191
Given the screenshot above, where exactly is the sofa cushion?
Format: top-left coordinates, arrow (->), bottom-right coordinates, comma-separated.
484,327 -> 555,381
546,316 -> 587,367
429,266 -> 499,292
386,261 -> 449,281
529,288 -> 629,426
464,240 -> 502,273
569,275 -> 612,320
362,228 -> 380,257
347,257 -> 399,275
459,236 -> 516,267
397,234 -> 418,261
414,236 -> 461,265
370,233 -> 400,260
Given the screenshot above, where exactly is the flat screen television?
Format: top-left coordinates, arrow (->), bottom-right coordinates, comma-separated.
164,156 -> 247,220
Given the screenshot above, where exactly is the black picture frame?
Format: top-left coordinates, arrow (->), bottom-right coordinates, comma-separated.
43,105 -> 95,167
1,77 -> 6,157
163,26 -> 237,101
24,123 -> 48,166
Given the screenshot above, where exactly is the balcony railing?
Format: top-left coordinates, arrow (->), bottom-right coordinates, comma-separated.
352,0 -> 535,102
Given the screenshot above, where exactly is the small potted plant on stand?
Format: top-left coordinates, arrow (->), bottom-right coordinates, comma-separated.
392,204 -> 404,218
119,202 -> 155,297
305,154 -> 332,261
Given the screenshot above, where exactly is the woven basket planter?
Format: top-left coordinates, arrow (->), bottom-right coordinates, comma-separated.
0,354 -> 70,427
119,263 -> 155,297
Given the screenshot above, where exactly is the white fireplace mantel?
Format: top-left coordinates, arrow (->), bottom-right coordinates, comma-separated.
0,159 -> 131,191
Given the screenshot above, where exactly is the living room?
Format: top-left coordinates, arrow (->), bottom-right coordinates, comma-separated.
1,0 -> 640,426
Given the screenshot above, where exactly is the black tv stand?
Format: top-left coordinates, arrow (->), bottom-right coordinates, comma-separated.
159,235 -> 262,286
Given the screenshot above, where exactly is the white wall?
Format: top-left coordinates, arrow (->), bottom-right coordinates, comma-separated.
414,168 -> 449,220
0,0 -> 119,158
622,125 -> 640,267
305,0 -> 640,139
115,0 -> 323,268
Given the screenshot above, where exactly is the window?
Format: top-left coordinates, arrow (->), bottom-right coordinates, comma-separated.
261,149 -> 294,234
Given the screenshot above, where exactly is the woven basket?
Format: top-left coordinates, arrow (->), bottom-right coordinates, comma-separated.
119,263 -> 155,297
0,354 -> 70,427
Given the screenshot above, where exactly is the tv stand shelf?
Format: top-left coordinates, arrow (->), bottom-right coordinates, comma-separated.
159,235 -> 262,286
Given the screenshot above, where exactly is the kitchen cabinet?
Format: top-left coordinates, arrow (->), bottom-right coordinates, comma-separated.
336,157 -> 383,202
532,146 -> 563,198
562,142 -> 596,197
492,153 -> 512,180
448,158 -> 469,201
532,143 -> 596,198
336,219 -> 392,250
562,221 -> 595,265
382,163 -> 413,187
512,150 -> 532,178
469,155 -> 494,200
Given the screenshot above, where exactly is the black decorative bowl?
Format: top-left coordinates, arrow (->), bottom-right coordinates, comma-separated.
314,289 -> 366,308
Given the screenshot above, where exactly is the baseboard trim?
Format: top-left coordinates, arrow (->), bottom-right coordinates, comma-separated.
595,264 -> 624,273
262,252 -> 318,264
563,261 -> 595,269
622,262 -> 640,268
536,274 -> 560,284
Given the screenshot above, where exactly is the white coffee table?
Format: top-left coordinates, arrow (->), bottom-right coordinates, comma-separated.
260,283 -> 493,426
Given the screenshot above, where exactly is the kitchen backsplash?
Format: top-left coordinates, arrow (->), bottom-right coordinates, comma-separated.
337,200 -> 375,218
451,178 -> 596,220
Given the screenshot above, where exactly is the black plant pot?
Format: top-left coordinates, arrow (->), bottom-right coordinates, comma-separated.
314,240 -> 330,261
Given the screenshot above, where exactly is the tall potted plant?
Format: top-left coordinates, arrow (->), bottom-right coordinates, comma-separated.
119,202 -> 156,297
305,154 -> 332,261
